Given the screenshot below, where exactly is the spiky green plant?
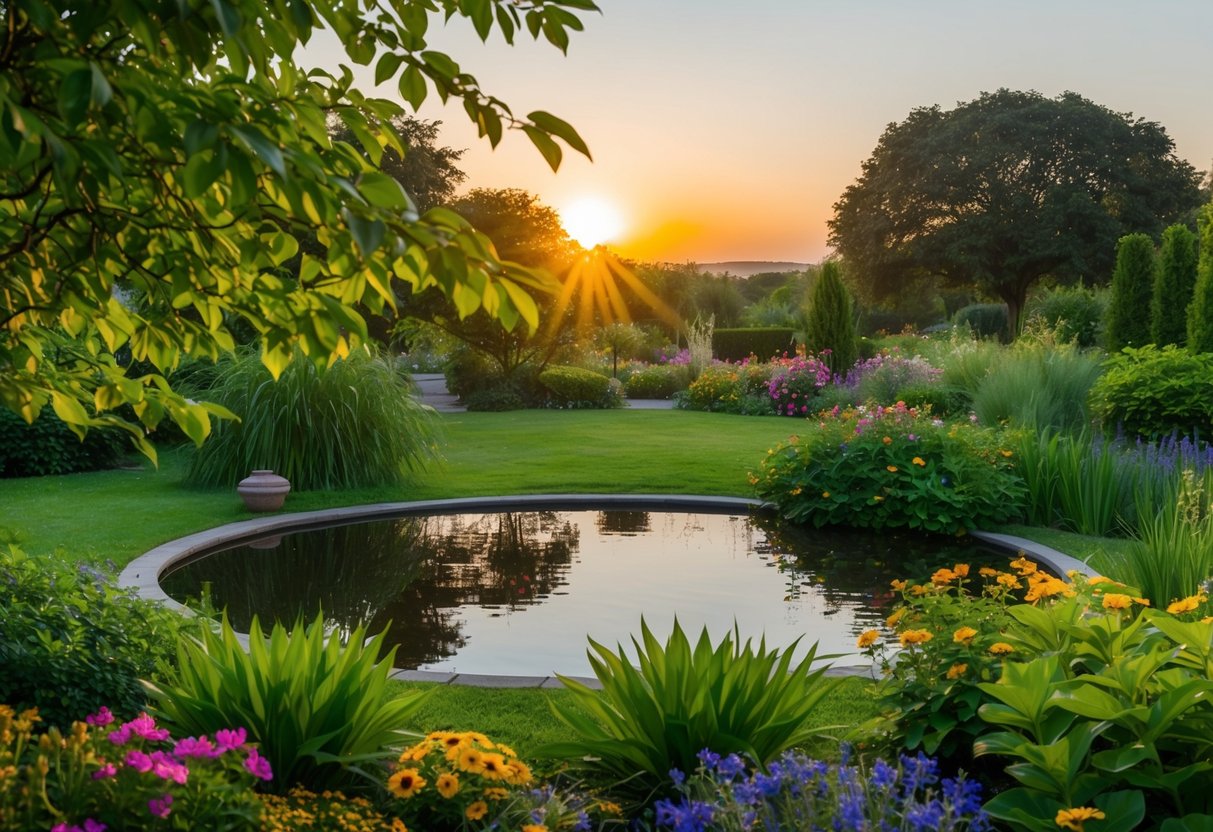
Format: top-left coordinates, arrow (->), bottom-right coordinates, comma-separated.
186,346 -> 439,491
971,333 -> 1102,433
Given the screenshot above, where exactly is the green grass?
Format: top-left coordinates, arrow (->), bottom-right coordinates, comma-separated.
0,410 -> 800,566
995,523 -> 1135,569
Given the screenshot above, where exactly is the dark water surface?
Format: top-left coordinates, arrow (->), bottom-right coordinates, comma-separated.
160,510 -> 992,676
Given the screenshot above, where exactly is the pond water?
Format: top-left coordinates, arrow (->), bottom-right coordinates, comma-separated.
159,509 -> 994,677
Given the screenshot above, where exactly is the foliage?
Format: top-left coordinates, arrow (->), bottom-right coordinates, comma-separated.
711,328 -> 795,363
926,332 -> 1003,397
1089,344 -> 1213,439
0,0 -> 595,454
540,618 -> 839,802
953,305 -> 1008,341
970,334 -> 1102,433
829,89 -> 1202,334
539,365 -> 623,409
686,316 -> 715,379
1189,204 -> 1213,353
677,365 -> 744,412
146,614 -> 428,794
0,547 -> 189,728
186,346 -> 439,491
0,407 -> 126,478
1105,233 -> 1157,351
1025,285 -> 1107,348
839,350 -> 943,406
1151,224 -> 1199,347
755,402 -> 1025,533
1010,431 -> 1128,538
896,384 -> 970,419
805,262 -> 858,375
0,704 -> 265,831
623,364 -> 689,399
767,355 -> 832,416
655,748 -> 990,832
260,787 -> 400,832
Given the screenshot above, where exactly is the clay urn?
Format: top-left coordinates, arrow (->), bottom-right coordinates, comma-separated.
237,470 -> 291,512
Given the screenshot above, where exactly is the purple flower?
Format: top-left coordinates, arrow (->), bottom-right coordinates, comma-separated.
214,727 -> 247,752
147,794 -> 173,819
91,762 -> 118,780
243,747 -> 273,781
52,824 -> 83,832
173,736 -> 222,759
696,749 -> 721,771
124,750 -> 153,773
668,767 -> 686,787
85,707 -> 114,727
83,821 -> 107,832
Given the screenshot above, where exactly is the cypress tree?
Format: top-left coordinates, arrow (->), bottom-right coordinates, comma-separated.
1189,205 -> 1213,353
1106,233 -> 1156,352
1152,224 -> 1198,346
806,261 -> 858,375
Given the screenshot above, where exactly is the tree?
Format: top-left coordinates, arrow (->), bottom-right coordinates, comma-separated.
1151,224 -> 1199,347
829,89 -> 1202,336
448,188 -> 577,268
805,261 -> 857,375
0,0 -> 596,458
1106,234 -> 1156,351
1188,205 -> 1213,353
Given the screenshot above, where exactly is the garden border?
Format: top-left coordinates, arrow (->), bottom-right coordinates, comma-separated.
118,495 -> 1092,689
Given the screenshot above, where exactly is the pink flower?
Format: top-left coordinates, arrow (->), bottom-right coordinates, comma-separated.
124,750 -> 153,773
150,750 -> 189,784
214,727 -> 247,752
243,747 -> 273,781
91,762 -> 118,780
86,707 -> 115,727
52,824 -> 83,832
148,795 -> 173,819
84,821 -> 107,832
126,713 -> 171,742
173,736 -> 222,759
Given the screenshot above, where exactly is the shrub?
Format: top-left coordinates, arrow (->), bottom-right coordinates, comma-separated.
1105,232 -> 1156,352
1152,224 -> 1198,347
677,365 -> 745,412
540,619 -> 839,802
0,547 -> 189,728
755,403 -> 1025,533
767,354 -> 832,416
1025,284 -> 1107,348
970,334 -> 1102,433
0,704 -> 265,830
656,749 -> 990,832
1089,344 -> 1213,439
624,364 -> 689,399
927,332 -> 1002,396
711,328 -> 795,362
1189,203 -> 1213,353
146,615 -> 428,794
187,346 -> 439,490
838,349 -> 943,405
952,304 -> 1007,340
538,365 -> 623,409
897,383 -> 970,418
805,261 -> 857,374
0,408 -> 127,478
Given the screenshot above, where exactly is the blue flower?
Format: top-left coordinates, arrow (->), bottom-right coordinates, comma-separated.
669,768 -> 686,787
696,749 -> 722,771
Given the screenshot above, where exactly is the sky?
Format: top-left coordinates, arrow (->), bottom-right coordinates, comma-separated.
311,1 -> 1213,265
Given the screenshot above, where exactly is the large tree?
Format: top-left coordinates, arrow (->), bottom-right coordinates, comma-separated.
0,0 -> 595,458
828,89 -> 1203,335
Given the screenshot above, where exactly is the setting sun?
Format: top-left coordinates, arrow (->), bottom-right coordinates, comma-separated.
560,196 -> 625,248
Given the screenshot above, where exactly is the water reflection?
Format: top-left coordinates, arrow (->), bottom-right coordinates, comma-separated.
160,510 -> 990,676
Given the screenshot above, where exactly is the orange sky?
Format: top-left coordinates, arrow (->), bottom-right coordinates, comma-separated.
312,1 -> 1213,265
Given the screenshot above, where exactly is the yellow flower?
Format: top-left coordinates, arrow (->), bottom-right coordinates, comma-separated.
873,495 -> 884,502
1087,576 -> 1115,585
946,663 -> 967,680
595,801 -> 623,816
886,607 -> 906,628
989,642 -> 1015,655
1167,594 -> 1208,615
882,436 -> 892,445
1134,598 -> 1151,607
979,567 -> 999,577
464,731 -> 493,747
483,787 -> 510,801
387,769 -> 426,799
391,819 -> 408,832
506,760 -> 533,785
465,800 -> 489,821
910,583 -> 929,596
1000,449 -> 1013,458
436,773 -> 460,799
996,573 -> 1022,590
1101,593 -> 1133,611
953,626 -> 978,644
1010,556 -> 1038,576
494,742 -> 518,758
856,630 -> 880,649
522,825 -> 549,832
931,567 -> 956,585
399,743 -> 430,762
789,486 -> 802,496
953,563 -> 970,577
890,579 -> 908,591
1055,806 -> 1106,831
898,629 -> 933,647
822,491 -> 831,499
912,456 -> 925,466
886,465 -> 899,473
480,752 -> 510,781
1024,576 -> 1074,603
456,747 -> 486,774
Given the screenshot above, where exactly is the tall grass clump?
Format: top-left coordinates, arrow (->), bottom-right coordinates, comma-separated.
921,329 -> 1001,399
686,315 -> 715,379
186,346 -> 439,491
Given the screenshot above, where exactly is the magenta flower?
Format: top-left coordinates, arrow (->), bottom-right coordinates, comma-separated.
52,824 -> 83,832
84,821 -> 107,832
173,736 -> 222,759
91,762 -> 118,780
126,713 -> 171,742
148,794 -> 173,819
243,747 -> 273,781
150,750 -> 190,784
124,749 -> 153,773
214,727 -> 247,752
85,707 -> 115,727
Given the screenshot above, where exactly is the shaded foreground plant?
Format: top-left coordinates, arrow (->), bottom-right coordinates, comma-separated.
146,614 -> 427,794
539,618 -> 839,802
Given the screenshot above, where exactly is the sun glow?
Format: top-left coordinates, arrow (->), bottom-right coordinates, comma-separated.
560,196 -> 625,248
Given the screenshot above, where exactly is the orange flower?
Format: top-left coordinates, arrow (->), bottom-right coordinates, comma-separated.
466,801 -> 489,821
856,630 -> 880,649
890,579 -> 908,591
886,465 -> 899,473
1167,594 -> 1208,615
822,491 -> 831,498
1101,593 -> 1132,611
436,773 -> 460,799
978,567 -> 999,577
996,573 -> 1022,590
898,629 -> 933,647
912,456 -> 926,466
946,663 -> 967,680
953,563 -> 970,577
882,436 -> 892,445
988,642 -> 1014,655
886,608 -> 906,628
931,568 -> 956,585
953,626 -> 978,644
1055,807 -> 1106,831
1010,556 -> 1038,576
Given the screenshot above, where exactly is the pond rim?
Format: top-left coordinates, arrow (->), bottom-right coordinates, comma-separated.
117,493 -> 1092,689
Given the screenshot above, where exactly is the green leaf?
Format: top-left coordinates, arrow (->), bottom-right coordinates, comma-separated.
522,125 -> 562,172
58,67 -> 92,127
398,64 -> 427,110
357,172 -> 409,210
527,110 -> 591,159
232,125 -> 286,177
343,209 -> 386,257
373,52 -> 404,86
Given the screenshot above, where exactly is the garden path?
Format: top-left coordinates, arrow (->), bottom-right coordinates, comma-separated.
411,373 -> 675,411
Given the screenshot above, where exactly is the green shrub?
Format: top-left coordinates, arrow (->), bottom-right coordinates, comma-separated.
805,262 -> 857,375
0,547 -> 189,728
1025,284 -> 1107,348
1089,344 -> 1213,439
1105,232 -> 1156,352
147,614 -> 428,794
711,328 -> 795,362
927,331 -> 1002,396
754,402 -> 1025,533
677,365 -> 744,412
1152,224 -> 1198,347
624,364 -> 689,399
1189,204 -> 1213,353
0,408 -> 127,478
538,365 -> 623,409
970,335 -> 1102,433
540,618 -> 838,801
186,346 -> 439,490
896,382 -> 970,418
952,304 -> 1007,340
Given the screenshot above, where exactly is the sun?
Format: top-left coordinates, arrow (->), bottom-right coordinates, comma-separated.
560,196 -> 625,248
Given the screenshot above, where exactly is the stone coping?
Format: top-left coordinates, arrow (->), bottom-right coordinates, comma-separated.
118,495 -> 1092,689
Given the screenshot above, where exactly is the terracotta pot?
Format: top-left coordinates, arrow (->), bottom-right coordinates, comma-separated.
237,470 -> 291,512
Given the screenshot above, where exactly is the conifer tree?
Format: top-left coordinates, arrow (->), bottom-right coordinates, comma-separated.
1151,224 -> 1199,346
806,262 -> 858,375
1188,205 -> 1213,353
1106,233 -> 1157,352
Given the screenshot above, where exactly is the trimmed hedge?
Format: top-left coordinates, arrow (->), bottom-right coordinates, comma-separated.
539,365 -> 623,409
624,364 -> 688,399
711,328 -> 795,362
0,409 -> 127,478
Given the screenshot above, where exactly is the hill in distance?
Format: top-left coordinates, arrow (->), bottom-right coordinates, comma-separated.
698,261 -> 810,277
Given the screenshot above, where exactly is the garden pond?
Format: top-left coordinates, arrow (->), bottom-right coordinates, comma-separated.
160,508 -> 1000,676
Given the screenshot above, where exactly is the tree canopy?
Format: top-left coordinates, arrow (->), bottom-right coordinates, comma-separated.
828,89 -> 1203,334
0,0 -> 596,458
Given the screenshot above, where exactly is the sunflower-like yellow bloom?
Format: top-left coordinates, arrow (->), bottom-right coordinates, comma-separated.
387,769 -> 426,799
1055,806 -> 1106,831
465,800 -> 489,821
856,630 -> 880,649
436,773 -> 460,799
898,629 -> 933,647
988,642 -> 1015,655
953,626 -> 977,644
946,663 -> 967,680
